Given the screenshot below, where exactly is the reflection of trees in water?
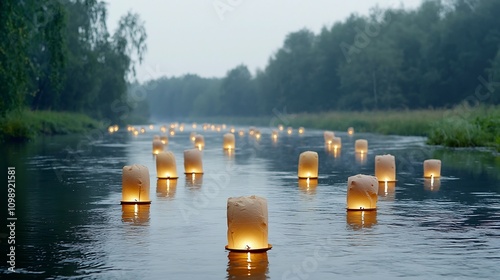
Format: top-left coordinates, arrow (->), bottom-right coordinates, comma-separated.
433,149 -> 500,182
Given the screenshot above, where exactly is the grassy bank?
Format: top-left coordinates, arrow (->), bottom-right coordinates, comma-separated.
0,109 -> 101,142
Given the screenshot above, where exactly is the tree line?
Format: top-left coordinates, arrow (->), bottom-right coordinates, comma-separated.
144,0 -> 500,121
0,0 -> 146,123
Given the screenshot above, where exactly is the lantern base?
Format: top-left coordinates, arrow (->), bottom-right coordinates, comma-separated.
377,180 -> 397,183
120,201 -> 151,205
157,176 -> 179,179
184,173 -> 204,175
298,177 -> 319,180
346,208 -> 377,212
225,244 -> 272,252
423,176 -> 440,179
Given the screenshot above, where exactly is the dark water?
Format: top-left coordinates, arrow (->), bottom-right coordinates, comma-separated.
1,126 -> 499,279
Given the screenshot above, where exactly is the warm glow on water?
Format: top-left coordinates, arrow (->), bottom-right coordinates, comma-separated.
3,127 -> 500,279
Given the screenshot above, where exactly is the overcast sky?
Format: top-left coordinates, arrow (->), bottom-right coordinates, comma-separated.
106,0 -> 423,82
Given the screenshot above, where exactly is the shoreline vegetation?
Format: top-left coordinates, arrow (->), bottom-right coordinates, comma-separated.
1,105 -> 498,152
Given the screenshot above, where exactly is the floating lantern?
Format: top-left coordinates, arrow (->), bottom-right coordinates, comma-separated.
347,127 -> 354,136
160,125 -> 167,133
179,124 -> 185,132
249,127 -> 256,136
169,127 -> 175,136
346,210 -> 377,230
346,174 -> 378,211
194,135 -> 205,150
113,125 -> 119,132
298,151 -> 319,179
324,131 -> 335,145
203,124 -> 208,131
226,195 -> 272,252
223,133 -> 235,150
278,124 -> 284,131
156,151 -> 178,179
156,178 -> 177,199
298,127 -> 305,134
254,130 -> 261,140
122,204 -> 150,224
149,124 -> 154,130
354,139 -> 368,154
287,127 -> 293,135
332,137 -> 342,150
216,125 -> 222,132
133,130 -> 139,136
152,139 -> 164,155
227,252 -> 269,279
160,136 -> 168,145
238,130 -> 245,137
374,154 -> 396,182
121,164 -> 151,204
108,126 -> 115,133
230,126 -> 235,133
190,132 -> 197,142
271,130 -> 279,140
127,126 -> 133,132
192,123 -> 197,129
423,159 -> 441,178
222,124 -> 227,130
184,149 -> 203,174
211,124 -> 216,131
140,127 -> 146,134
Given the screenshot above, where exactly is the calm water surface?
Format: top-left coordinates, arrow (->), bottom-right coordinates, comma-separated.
1,126 -> 499,279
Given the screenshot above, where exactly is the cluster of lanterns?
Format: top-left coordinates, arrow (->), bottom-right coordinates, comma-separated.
118,123 -> 443,260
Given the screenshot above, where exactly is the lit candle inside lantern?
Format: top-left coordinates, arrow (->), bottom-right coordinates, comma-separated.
113,125 -> 119,132
223,133 -> 236,150
179,124 -> 184,132
354,139 -> 368,154
271,130 -> 279,140
184,149 -> 203,174
192,122 -> 197,129
133,130 -> 139,136
298,127 -> 305,134
249,127 -> 256,136
152,139 -> 164,155
254,130 -> 261,139
347,127 -> 354,136
230,126 -> 235,133
169,127 -> 175,136
323,131 -> 335,145
238,130 -> 245,137
140,127 -> 146,134
278,124 -> 284,131
298,151 -> 319,179
226,195 -> 272,252
121,164 -> 151,204
374,154 -> 396,182
347,174 -> 378,210
160,136 -> 168,145
108,126 -> 114,133
156,151 -> 178,179
216,125 -> 222,132
287,127 -> 293,135
149,124 -> 154,130
194,135 -> 205,150
423,159 -> 441,178
331,137 -> 342,150
160,125 -> 167,133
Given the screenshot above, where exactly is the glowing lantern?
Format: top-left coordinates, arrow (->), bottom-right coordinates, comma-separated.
160,136 -> 168,145
374,154 -> 396,182
222,124 -> 227,130
423,159 -> 441,178
149,124 -> 154,130
127,126 -> 133,132
160,125 -> 167,133
152,139 -> 164,155
156,178 -> 177,199
278,124 -> 284,131
324,131 -> 335,145
203,124 -> 208,131
223,133 -> 235,150
108,126 -> 114,133
226,195 -> 272,252
249,127 -> 256,136
140,127 -> 146,134
346,210 -> 377,230
347,127 -> 354,136
190,132 -> 197,142
121,164 -> 151,204
287,127 -> 293,135
238,130 -> 245,137
331,137 -> 342,150
230,126 -> 235,133
298,151 -> 319,179
184,149 -> 203,174
133,130 -> 139,136
169,127 -> 175,136
211,124 -> 216,131
254,130 -> 261,139
355,139 -> 368,154
346,174 -> 378,211
298,127 -> 305,134
192,123 -> 197,129
179,124 -> 185,132
216,125 -> 222,132
156,151 -> 178,179
271,130 -> 279,140
113,125 -> 119,132
194,135 -> 205,150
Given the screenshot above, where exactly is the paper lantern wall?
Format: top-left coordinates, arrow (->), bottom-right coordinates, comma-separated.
121,164 -> 151,204
156,151 -> 178,179
226,195 -> 271,252
298,151 -> 319,179
346,174 -> 378,210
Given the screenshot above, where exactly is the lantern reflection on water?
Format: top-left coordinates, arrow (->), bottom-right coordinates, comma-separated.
185,173 -> 203,190
298,178 -> 318,195
227,252 -> 269,279
346,174 -> 378,211
156,178 -> 177,199
121,204 -> 150,224
226,196 -> 272,252
346,210 -> 377,230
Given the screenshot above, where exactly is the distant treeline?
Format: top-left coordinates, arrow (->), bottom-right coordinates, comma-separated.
143,0 -> 500,120
0,0 -> 146,123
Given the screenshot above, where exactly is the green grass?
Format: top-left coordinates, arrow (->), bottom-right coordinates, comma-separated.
0,109 -> 101,142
